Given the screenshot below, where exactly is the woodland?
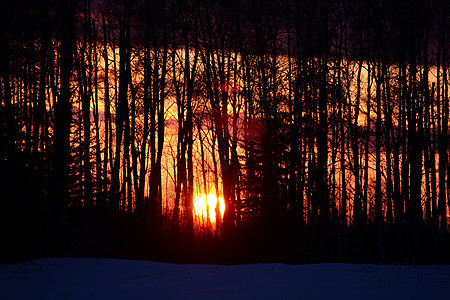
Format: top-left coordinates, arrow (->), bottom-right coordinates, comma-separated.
0,0 -> 449,264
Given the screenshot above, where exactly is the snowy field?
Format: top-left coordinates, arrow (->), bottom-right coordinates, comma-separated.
1,258 -> 450,299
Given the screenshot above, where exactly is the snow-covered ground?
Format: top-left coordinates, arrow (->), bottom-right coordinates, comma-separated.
1,258 -> 450,299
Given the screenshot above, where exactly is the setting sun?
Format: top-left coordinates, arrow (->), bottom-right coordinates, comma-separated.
193,194 -> 225,222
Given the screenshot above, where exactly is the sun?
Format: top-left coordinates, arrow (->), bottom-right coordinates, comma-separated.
193,194 -> 225,222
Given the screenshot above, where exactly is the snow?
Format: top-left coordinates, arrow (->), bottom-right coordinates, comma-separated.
1,258 -> 450,299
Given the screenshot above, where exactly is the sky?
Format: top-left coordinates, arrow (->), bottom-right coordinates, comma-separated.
1,258 -> 450,299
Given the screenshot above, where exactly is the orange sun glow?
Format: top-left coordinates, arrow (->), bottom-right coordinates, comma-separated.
193,194 -> 225,222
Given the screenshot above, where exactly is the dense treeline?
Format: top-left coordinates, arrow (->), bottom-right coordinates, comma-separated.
1,0 -> 449,264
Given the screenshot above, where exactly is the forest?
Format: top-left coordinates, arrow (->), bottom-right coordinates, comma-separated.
0,0 -> 449,264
